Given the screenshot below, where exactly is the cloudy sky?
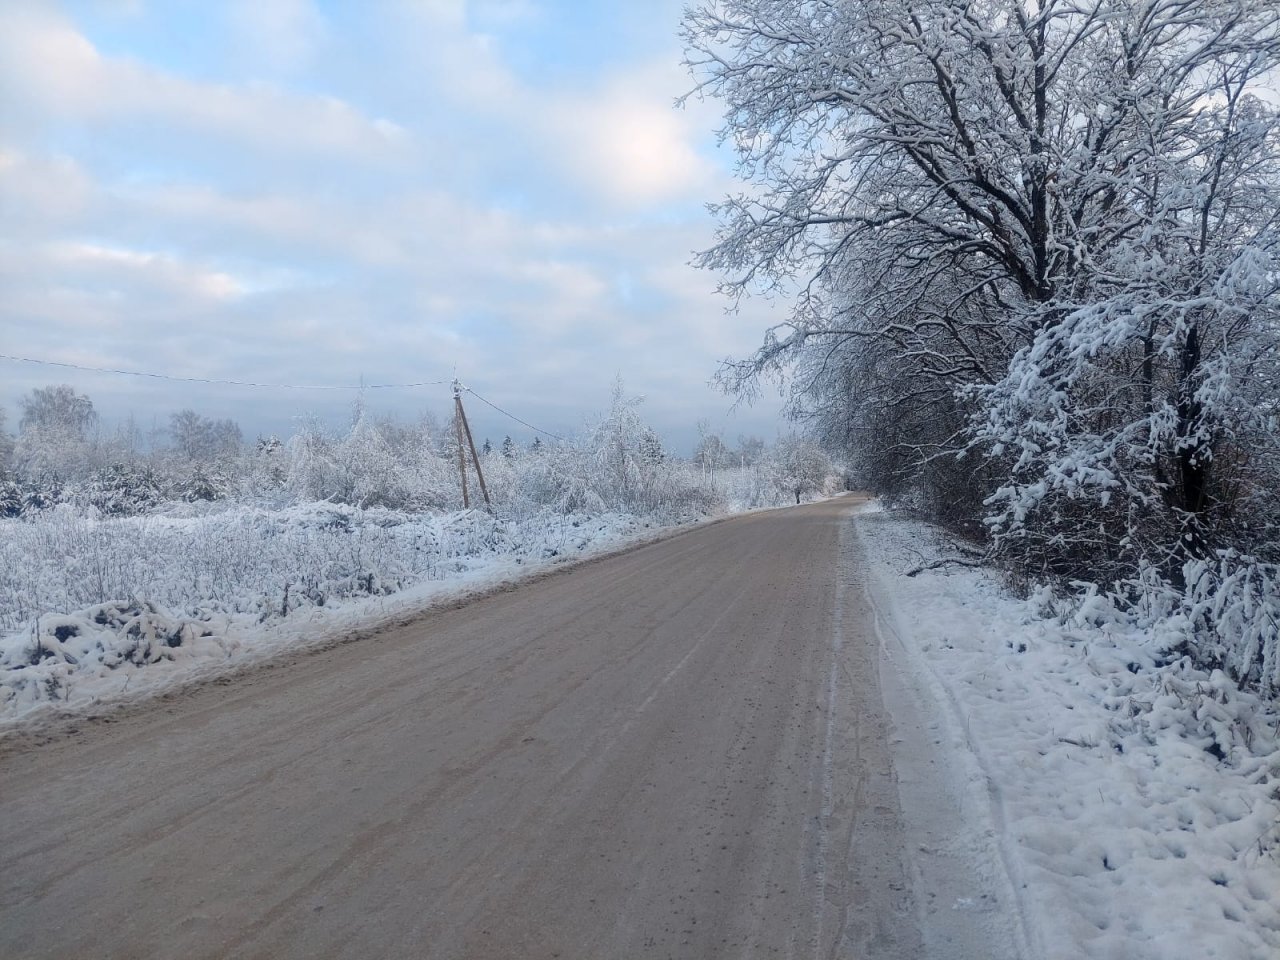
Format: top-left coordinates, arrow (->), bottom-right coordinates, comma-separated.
0,0 -> 789,453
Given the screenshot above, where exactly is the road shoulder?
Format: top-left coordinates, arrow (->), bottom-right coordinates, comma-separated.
851,508 -> 1037,960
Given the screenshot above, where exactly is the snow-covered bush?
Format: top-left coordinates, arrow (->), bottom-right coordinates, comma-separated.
582,379 -> 678,515
1121,553 -> 1280,697
0,478 -> 21,518
174,466 -> 231,503
283,412 -> 458,511
84,462 -> 164,516
1184,555 -> 1280,695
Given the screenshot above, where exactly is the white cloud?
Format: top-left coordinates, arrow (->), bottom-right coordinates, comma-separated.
0,7 -> 406,161
226,0 -> 328,73
0,149 -> 95,228
387,4 -> 718,207
407,0 -> 467,28
46,241 -> 246,302
383,0 -> 526,110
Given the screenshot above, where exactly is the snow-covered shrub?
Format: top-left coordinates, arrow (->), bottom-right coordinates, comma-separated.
283,411 -> 456,511
18,473 -> 64,514
175,466 -> 231,503
518,446 -> 609,516
1138,554 -> 1280,696
84,462 -> 164,516
0,600 -> 229,711
1185,556 -> 1280,694
0,478 -> 21,518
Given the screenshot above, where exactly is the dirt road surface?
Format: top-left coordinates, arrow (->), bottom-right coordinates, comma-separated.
2,497 -> 952,958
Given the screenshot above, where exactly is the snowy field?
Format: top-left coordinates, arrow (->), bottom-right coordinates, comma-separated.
857,506 -> 1280,960
0,501 -> 710,731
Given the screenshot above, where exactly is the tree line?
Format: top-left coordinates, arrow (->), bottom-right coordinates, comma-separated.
0,381 -> 838,519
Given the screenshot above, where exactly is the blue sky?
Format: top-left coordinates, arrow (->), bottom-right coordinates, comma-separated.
0,0 -> 788,453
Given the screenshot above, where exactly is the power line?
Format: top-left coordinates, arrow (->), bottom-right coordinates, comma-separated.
4,353 -> 573,440
0,353 -> 445,390
463,386 -> 570,442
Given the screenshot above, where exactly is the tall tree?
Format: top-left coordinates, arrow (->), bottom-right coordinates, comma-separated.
170,410 -> 243,463
15,384 -> 98,479
19,384 -> 96,441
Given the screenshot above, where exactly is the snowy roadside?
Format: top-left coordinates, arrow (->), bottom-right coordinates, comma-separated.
0,502 -> 756,738
856,505 -> 1280,960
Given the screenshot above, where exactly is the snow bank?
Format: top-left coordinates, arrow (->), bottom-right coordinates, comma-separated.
0,503 -> 689,726
858,509 -> 1280,960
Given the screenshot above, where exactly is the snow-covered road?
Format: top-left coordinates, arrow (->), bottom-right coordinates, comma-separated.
0,495 -> 1024,959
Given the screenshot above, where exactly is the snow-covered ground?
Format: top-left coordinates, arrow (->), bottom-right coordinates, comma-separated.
5,497 -> 1276,957
857,505 -> 1280,960
0,501 -> 714,732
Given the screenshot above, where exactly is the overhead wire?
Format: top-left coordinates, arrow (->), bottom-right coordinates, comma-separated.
463,386 -> 570,442
0,353 -> 444,390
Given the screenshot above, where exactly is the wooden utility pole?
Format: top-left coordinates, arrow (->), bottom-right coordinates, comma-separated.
453,391 -> 470,509
453,381 -> 491,511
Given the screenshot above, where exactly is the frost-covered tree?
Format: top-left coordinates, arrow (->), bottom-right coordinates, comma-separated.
163,410 -> 242,503
286,416 -> 336,503
86,462 -> 162,515
737,435 -> 765,467
336,410 -> 406,508
639,428 -> 666,466
974,62 -> 1280,582
169,410 -> 243,464
693,423 -> 733,473
769,434 -> 833,504
15,384 -> 98,481
284,408 -> 456,511
590,377 -> 656,509
685,1 -> 1280,545
19,385 -> 96,440
243,435 -> 286,496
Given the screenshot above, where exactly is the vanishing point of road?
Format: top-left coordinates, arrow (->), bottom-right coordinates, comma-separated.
2,496 -> 941,958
